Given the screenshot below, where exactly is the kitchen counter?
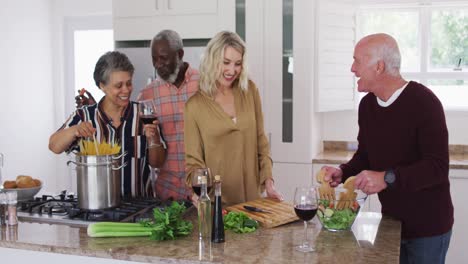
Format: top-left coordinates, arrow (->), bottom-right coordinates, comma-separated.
313,150 -> 468,169
0,211 -> 401,263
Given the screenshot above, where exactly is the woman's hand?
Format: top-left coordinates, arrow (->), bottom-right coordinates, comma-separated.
143,120 -> 161,142
265,178 -> 284,201
75,89 -> 96,108
74,121 -> 96,138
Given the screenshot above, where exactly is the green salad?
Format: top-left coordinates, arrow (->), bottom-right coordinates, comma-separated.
224,212 -> 259,233
317,199 -> 359,230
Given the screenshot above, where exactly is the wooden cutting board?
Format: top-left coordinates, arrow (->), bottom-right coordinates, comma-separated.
226,198 -> 299,228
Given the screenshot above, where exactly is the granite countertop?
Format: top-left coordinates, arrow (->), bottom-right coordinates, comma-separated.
313,141 -> 468,169
0,211 -> 401,263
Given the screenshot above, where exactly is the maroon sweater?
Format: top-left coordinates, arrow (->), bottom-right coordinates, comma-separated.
340,81 -> 454,239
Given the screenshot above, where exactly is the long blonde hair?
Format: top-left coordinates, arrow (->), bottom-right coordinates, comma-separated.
199,31 -> 249,96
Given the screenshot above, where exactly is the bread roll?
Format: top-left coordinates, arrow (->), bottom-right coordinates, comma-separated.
3,180 -> 17,189
16,175 -> 32,184
16,175 -> 35,188
32,179 -> 42,187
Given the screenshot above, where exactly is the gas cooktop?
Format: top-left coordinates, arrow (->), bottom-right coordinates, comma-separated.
17,191 -> 182,227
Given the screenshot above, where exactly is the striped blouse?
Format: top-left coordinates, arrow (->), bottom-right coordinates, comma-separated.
59,99 -> 164,197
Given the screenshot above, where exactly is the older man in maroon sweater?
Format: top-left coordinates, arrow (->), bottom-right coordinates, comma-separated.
322,33 -> 453,264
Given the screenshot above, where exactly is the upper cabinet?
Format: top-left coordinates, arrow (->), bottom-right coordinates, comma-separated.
112,0 -> 235,40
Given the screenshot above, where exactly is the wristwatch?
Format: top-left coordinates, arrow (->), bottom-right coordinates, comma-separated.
384,169 -> 396,188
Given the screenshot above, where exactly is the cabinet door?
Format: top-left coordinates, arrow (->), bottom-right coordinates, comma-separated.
113,0 -> 235,41
446,169 -> 468,264
262,0 -> 316,164
273,163 -> 313,202
113,0 -> 218,17
113,0 -> 163,17
164,0 -> 217,15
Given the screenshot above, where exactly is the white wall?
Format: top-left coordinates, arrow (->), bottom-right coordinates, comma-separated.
0,0 -> 56,191
0,0 -> 112,194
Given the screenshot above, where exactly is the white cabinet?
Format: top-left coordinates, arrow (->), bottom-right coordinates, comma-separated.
272,162 -> 313,202
113,0 -> 217,17
112,0 -> 235,40
446,169 -> 468,264
244,0 -> 320,200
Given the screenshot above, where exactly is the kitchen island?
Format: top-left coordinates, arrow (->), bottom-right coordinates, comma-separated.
0,211 -> 400,263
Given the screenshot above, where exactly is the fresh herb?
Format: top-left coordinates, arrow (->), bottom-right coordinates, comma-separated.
87,201 -> 193,240
145,201 -> 193,240
224,211 -> 259,233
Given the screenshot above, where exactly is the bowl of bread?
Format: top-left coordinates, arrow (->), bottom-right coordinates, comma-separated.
1,175 -> 42,201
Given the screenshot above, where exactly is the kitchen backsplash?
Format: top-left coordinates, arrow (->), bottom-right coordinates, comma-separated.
323,141 -> 468,155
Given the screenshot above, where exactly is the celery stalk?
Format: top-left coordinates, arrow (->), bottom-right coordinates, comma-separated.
87,222 -> 159,238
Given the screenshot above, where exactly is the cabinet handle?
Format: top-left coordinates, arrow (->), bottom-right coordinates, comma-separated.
155,0 -> 159,10
167,0 -> 172,10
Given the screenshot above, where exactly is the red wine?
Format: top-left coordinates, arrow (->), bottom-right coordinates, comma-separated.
212,196 -> 225,243
140,115 -> 157,124
192,185 -> 212,196
294,204 -> 318,221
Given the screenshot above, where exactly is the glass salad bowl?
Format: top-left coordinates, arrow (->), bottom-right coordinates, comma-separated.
314,186 -> 368,231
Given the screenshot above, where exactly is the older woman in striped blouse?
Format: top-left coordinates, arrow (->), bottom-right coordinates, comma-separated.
49,51 -> 165,197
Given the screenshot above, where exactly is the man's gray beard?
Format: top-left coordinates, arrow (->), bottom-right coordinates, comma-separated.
156,57 -> 183,84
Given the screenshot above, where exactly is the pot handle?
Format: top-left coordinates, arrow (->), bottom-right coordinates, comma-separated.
67,160 -> 78,166
112,151 -> 127,160
112,162 -> 127,170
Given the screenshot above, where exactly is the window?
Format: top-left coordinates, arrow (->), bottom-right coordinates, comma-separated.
74,30 -> 114,104
358,3 -> 468,110
64,16 -> 113,115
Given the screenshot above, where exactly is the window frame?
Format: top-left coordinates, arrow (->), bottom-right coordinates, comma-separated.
357,2 -> 468,111
64,15 -> 113,116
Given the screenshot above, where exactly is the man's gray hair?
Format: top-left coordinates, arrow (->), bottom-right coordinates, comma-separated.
367,34 -> 401,76
152,29 -> 184,51
93,51 -> 134,88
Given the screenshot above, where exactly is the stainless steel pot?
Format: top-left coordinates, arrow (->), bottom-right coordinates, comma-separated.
67,153 -> 126,210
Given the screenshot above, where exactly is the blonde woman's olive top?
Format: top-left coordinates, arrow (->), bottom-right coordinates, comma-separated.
184,80 -> 273,205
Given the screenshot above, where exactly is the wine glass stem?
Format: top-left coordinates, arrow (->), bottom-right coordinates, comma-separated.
303,220 -> 309,247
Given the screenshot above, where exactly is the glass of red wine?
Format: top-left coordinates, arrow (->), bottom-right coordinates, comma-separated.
294,186 -> 318,252
192,168 -> 212,196
138,100 -> 158,146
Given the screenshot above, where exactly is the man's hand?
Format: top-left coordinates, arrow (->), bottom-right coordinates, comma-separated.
75,89 -> 97,108
321,166 -> 343,187
354,170 -> 386,195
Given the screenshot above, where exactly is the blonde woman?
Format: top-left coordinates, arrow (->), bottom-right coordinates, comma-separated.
184,31 -> 283,205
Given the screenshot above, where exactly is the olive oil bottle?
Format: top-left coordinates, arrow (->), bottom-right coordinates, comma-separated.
198,176 -> 212,240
